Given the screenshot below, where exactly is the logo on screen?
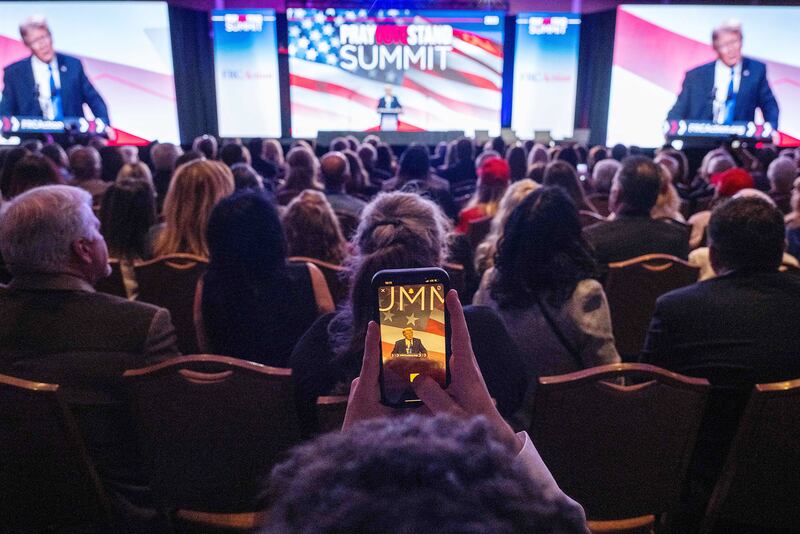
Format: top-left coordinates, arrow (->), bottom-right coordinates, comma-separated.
225,13 -> 264,33
529,17 -> 568,36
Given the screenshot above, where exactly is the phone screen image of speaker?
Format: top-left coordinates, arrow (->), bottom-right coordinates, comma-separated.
378,282 -> 446,404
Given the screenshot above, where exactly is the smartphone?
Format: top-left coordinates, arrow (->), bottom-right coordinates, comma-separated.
372,268 -> 451,407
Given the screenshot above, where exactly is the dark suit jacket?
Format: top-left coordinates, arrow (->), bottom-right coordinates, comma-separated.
377,96 -> 401,111
437,158 -> 477,184
391,337 -> 427,356
667,57 -> 779,126
641,269 -> 800,498
0,53 -> 109,122
584,215 -> 690,265
0,274 -> 178,531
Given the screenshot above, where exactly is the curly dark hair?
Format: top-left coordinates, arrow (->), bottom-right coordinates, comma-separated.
491,187 -> 597,309
263,414 -> 586,533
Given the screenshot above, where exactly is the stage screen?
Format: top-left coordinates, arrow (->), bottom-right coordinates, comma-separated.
286,8 -> 504,138
608,5 -> 800,147
0,2 -> 178,143
212,10 -> 281,138
511,13 -> 580,140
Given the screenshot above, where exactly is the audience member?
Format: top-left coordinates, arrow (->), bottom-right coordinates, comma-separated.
490,135 -> 506,155
283,190 -> 349,265
150,142 -> 182,209
0,147 -> 30,199
651,162 -> 685,222
196,191 -> 333,367
437,137 -> 477,184
219,142 -> 251,168
585,156 -> 690,264
342,148 -> 375,197
118,145 -> 138,165
357,142 -> 391,185
116,162 -> 154,188
320,151 -> 366,218
543,160 -> 596,213
230,163 -> 265,192
766,156 -> 796,214
610,143 -> 628,162
527,143 -> 549,167
687,167 -> 754,249
642,196 -> 800,525
0,185 -> 178,530
429,140 -> 448,167
586,145 -> 607,173
383,144 -> 456,219
192,134 -> 218,160
374,142 -> 395,176
526,161 -> 546,184
69,146 -> 107,205
589,158 -> 620,198
556,145 -> 579,170
174,149 -> 203,168
247,138 -> 279,181
99,146 -> 125,183
474,187 -> 619,426
100,178 -> 158,297
3,153 -> 63,199
506,144 -> 527,182
290,192 -> 527,434
455,157 -> 510,233
278,145 -> 322,205
151,159 -> 234,258
474,179 -> 539,278
41,143 -> 71,181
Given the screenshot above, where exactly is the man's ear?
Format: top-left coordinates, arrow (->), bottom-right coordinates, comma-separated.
70,238 -> 93,266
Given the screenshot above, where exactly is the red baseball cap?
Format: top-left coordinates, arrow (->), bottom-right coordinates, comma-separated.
478,157 -> 511,186
710,167 -> 754,198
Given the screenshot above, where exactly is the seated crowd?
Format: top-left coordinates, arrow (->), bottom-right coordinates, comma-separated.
1,132 -> 799,532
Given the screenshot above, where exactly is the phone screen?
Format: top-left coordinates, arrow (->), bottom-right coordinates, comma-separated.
377,281 -> 447,405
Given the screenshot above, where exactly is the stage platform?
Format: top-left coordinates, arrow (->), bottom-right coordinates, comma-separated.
315,130 -> 465,147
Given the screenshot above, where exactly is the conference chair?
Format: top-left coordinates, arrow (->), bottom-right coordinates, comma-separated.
134,253 -> 208,354
466,215 -> 493,249
94,258 -> 128,299
316,395 -> 349,434
605,254 -> 699,360
701,378 -> 800,533
579,209 -> 607,228
124,355 -> 300,530
531,363 -> 709,530
288,255 -> 348,305
0,373 -> 113,531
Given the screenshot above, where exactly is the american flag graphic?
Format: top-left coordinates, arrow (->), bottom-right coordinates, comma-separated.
287,8 -> 504,137
377,283 -> 447,365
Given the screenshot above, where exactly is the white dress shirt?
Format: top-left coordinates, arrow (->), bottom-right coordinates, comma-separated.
713,60 -> 742,124
30,55 -> 61,119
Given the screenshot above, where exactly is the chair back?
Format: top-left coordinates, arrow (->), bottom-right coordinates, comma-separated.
124,356 -> 300,513
605,254 -> 699,359
579,209 -> 607,228
466,215 -> 492,249
587,194 -> 610,217
443,262 -> 466,300
316,395 -> 348,434
0,373 -> 112,530
334,211 -> 360,240
288,256 -> 348,306
94,258 -> 128,299
702,378 -> 800,532
531,363 -> 709,521
134,253 -> 208,354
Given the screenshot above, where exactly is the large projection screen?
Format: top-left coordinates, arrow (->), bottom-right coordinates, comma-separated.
0,1 -> 178,143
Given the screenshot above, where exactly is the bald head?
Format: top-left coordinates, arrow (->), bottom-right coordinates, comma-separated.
768,157 -> 797,194
320,151 -> 349,189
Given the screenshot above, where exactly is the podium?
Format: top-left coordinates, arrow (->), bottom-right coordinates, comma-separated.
1,115 -> 108,136
377,107 -> 402,132
663,120 -> 773,147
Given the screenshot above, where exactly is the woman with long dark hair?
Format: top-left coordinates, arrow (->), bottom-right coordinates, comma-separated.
474,186 -> 619,423
195,191 -> 333,367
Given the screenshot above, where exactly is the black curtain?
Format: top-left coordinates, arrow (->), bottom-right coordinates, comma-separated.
169,6 -> 218,145
575,9 -> 616,146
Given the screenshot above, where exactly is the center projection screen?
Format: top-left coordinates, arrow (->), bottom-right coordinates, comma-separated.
0,1 -> 178,143
287,8 -> 505,138
607,5 -> 800,147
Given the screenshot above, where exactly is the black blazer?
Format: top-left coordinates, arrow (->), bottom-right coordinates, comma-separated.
666,57 -> 779,126
641,269 -> 800,383
584,215 -> 690,265
0,53 -> 109,122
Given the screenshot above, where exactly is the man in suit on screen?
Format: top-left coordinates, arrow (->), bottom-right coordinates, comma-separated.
667,21 -> 778,128
391,327 -> 428,358
0,16 -> 109,123
377,84 -> 402,131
